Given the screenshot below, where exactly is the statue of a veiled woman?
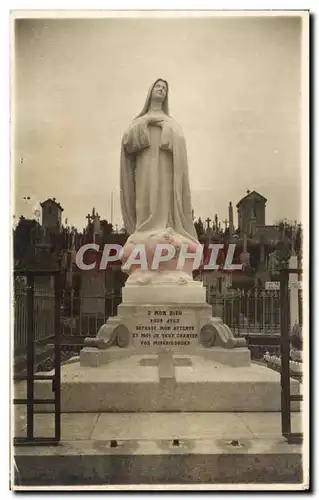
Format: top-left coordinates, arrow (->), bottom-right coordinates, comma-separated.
120,78 -> 198,244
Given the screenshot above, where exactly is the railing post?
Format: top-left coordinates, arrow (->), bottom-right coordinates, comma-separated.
271,290 -> 274,332
26,273 -> 35,440
231,293 -> 234,331
280,267 -> 291,436
54,274 -> 61,442
70,288 -> 74,335
262,290 -> 266,332
254,288 -> 257,331
298,288 -> 303,326
104,280 -> 108,324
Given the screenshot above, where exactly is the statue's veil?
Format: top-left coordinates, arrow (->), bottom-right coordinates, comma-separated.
135,78 -> 169,119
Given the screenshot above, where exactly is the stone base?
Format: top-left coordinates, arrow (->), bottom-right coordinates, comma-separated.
80,346 -> 251,367
14,355 -> 301,412
14,435 -> 303,486
122,279 -> 207,304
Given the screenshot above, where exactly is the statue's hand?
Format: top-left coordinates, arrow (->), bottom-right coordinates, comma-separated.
145,115 -> 165,128
148,118 -> 164,128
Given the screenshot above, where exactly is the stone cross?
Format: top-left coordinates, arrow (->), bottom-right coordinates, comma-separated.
93,213 -> 101,243
141,351 -> 192,382
205,217 -> 212,230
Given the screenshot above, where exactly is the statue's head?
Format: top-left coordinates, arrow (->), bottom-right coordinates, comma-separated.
150,79 -> 168,105
135,78 -> 169,118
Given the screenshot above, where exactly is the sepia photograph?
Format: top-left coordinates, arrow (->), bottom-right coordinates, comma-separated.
11,10 -> 309,490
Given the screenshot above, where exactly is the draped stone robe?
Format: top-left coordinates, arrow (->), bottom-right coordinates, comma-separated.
120,112 -> 198,244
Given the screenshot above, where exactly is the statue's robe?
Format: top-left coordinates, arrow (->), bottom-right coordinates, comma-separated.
120,113 -> 198,244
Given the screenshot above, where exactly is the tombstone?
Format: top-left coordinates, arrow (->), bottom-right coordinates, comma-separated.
80,269 -> 106,315
79,248 -> 106,318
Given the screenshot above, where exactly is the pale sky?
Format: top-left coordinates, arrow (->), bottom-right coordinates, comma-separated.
14,15 -> 303,230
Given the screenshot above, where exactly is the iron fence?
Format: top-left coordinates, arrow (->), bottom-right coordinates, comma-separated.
209,288 -> 282,336
14,281 -> 123,350
14,281 -> 55,351
211,287 -> 302,336
13,270 -> 61,446
280,267 -> 303,444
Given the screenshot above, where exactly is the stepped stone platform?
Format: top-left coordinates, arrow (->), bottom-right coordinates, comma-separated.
13,411 -> 304,487
14,354 -> 301,413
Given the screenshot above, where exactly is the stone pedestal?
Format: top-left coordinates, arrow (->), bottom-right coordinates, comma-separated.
81,257 -> 248,369
82,294 -> 247,363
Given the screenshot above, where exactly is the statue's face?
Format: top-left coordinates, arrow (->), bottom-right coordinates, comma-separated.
151,80 -> 167,103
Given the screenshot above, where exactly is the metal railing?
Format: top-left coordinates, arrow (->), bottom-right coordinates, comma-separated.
14,283 -> 122,349
208,288 -> 282,336
14,282 -> 55,351
280,267 -> 303,444
13,269 -> 61,446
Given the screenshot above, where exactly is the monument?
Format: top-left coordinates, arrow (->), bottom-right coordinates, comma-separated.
83,78 -> 246,358
27,79 -> 299,412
